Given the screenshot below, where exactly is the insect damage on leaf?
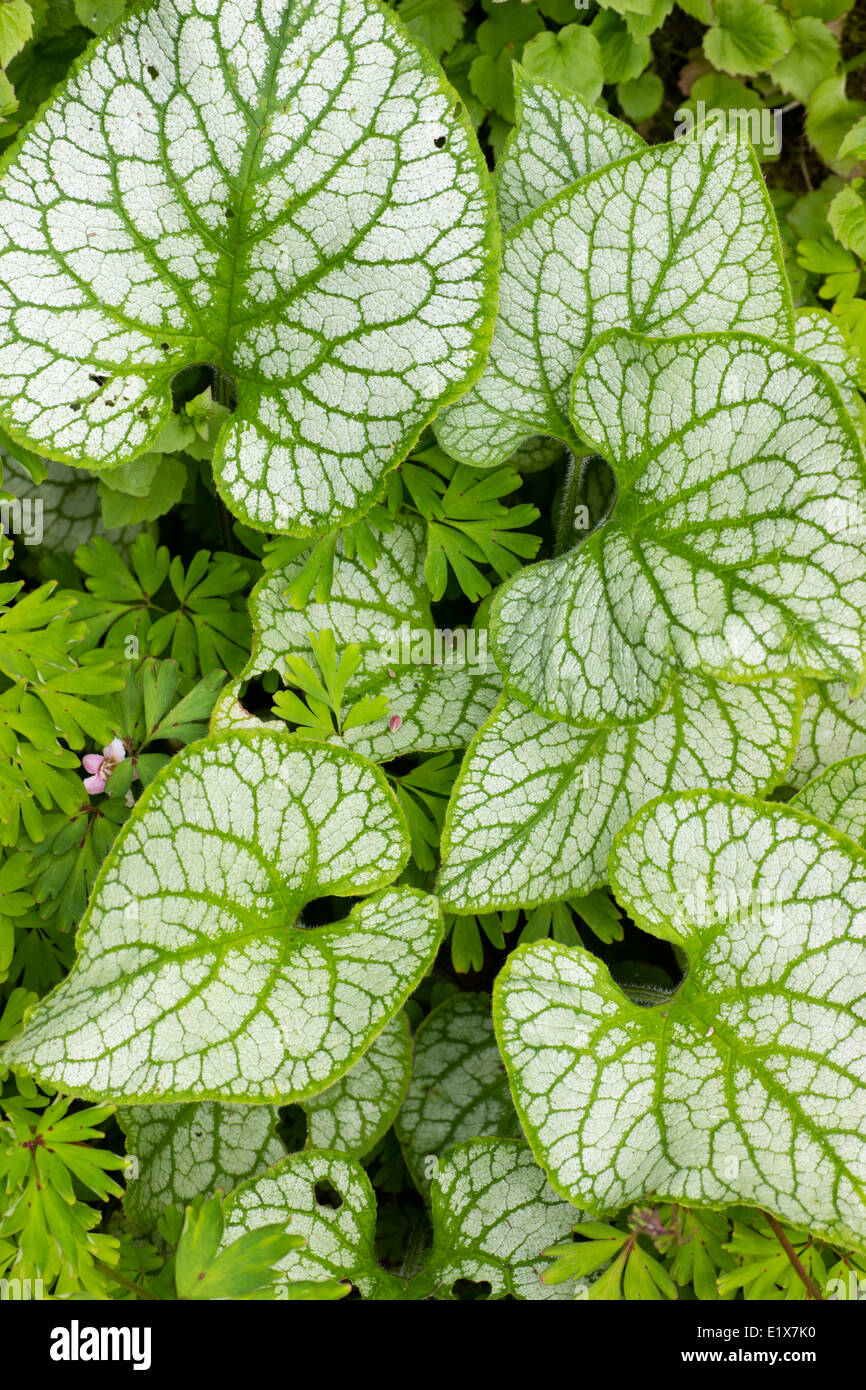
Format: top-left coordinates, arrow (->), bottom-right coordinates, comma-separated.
222,1139 -> 578,1299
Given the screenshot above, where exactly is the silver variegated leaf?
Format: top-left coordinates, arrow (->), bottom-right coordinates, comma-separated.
0,0 -> 497,535
496,790 -> 866,1250
4,731 -> 441,1103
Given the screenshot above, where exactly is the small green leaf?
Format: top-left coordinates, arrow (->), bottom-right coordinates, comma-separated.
616,72 -> 664,123
74,0 -> 127,33
0,1 -> 33,68
591,10 -> 650,84
703,0 -> 793,78
521,25 -> 604,105
770,16 -> 838,104
807,76 -> 866,172
829,183 -> 866,260
175,1195 -> 299,1300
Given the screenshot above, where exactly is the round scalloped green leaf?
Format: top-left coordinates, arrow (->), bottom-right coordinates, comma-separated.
495,790 -> 866,1249
230,514 -> 500,757
0,0 -> 497,536
704,0 -> 793,78
3,730 -> 442,1103
492,329 -> 866,727
792,679 -> 866,786
395,993 -> 518,1194
436,134 -> 792,470
494,67 -> 644,231
222,1140 -> 577,1299
120,1101 -> 286,1230
438,676 -> 800,911
119,1013 -> 411,1226
792,753 -> 866,845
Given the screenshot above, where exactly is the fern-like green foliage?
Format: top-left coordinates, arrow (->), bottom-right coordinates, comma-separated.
0,580 -> 123,845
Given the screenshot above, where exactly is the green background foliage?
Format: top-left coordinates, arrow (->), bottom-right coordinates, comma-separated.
1,0 -> 866,1302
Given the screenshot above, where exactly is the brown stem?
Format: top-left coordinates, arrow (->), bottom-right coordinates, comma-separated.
762,1213 -> 824,1301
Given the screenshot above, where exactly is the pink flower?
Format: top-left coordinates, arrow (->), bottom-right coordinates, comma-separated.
82,738 -> 126,795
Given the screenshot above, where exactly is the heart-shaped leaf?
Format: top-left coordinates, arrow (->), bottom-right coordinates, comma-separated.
495,67 -> 643,230
0,0 -> 497,535
495,790 -> 866,1249
395,993 -> 518,1194
492,329 -> 866,726
120,1013 -> 411,1227
3,730 -> 442,1102
222,1140 -> 578,1299
438,676 -> 799,910
436,134 -> 792,469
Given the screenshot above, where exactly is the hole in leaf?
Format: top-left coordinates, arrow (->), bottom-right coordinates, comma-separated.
225,205 -> 235,219
381,752 -> 417,780
238,669 -> 281,717
313,1179 -> 343,1210
238,669 -> 282,716
594,899 -> 686,1005
88,372 -> 109,387
450,1279 -> 492,1300
146,64 -> 159,79
299,894 -> 360,929
171,362 -> 237,413
433,134 -> 446,148
277,1103 -> 307,1153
